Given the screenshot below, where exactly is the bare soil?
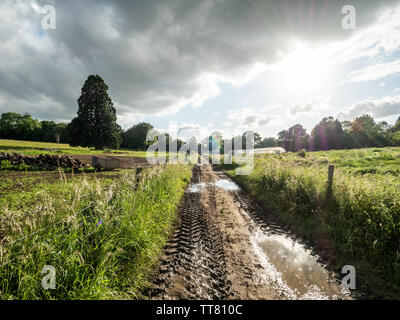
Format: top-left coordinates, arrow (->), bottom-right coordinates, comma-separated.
148,164 -> 349,300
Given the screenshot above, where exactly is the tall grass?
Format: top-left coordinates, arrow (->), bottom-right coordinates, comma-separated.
0,164 -> 191,299
225,149 -> 400,298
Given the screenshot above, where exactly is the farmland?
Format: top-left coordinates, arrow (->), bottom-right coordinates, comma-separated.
2,138 -> 400,299
0,163 -> 192,299
224,147 -> 400,298
0,139 -> 148,157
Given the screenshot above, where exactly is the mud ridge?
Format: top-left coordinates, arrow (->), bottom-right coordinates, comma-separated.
148,165 -> 229,299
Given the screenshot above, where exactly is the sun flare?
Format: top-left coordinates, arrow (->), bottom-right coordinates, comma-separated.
276,46 -> 331,94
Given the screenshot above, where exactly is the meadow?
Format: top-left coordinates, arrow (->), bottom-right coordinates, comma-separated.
0,139 -> 148,157
225,147 -> 400,298
0,164 -> 192,299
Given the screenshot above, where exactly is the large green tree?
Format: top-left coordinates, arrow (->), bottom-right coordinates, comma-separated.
260,137 -> 277,148
309,117 -> 349,151
387,116 -> 400,146
68,75 -> 122,149
241,131 -> 262,149
0,112 -> 42,140
277,124 -> 309,152
121,122 -> 154,150
348,114 -> 388,148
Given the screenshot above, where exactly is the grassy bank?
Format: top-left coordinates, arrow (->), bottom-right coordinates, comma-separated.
0,139 -> 148,157
224,147 -> 400,298
0,164 -> 191,299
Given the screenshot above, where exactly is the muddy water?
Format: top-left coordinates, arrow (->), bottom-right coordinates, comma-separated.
188,179 -> 240,192
189,176 -> 350,300
251,230 -> 348,299
231,179 -> 350,299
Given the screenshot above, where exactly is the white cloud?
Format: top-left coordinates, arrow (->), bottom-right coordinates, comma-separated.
228,107 -> 283,129
337,94 -> 400,120
333,4 -> 400,63
346,59 -> 400,83
289,95 -> 331,116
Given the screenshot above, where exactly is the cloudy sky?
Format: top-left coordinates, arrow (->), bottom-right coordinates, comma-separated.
1,0 -> 400,139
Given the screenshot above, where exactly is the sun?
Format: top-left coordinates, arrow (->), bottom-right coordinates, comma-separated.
275,45 -> 331,95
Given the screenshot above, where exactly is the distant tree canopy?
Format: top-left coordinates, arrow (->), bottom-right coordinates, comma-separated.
241,131 -> 262,149
278,124 -> 309,152
310,117 -> 348,151
0,113 -> 41,141
206,131 -> 223,153
40,121 -> 69,143
0,112 -> 69,143
277,114 -> 398,152
1,81 -> 400,154
121,122 -> 154,150
347,114 -> 389,148
388,116 -> 400,145
68,75 -> 122,150
260,137 -> 277,148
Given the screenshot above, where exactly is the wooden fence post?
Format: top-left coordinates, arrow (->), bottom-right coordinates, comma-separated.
326,164 -> 335,200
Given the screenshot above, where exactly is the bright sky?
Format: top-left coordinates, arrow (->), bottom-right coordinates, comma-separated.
0,0 -> 400,140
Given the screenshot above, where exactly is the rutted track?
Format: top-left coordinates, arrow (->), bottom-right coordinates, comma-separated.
149,165 -> 229,299
148,164 -> 349,300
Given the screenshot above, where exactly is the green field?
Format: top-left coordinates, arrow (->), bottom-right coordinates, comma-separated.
225,147 -> 400,298
0,139 -> 148,157
0,164 -> 192,299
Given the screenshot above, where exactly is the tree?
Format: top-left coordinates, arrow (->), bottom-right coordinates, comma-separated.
341,120 -> 352,132
253,132 -> 262,148
40,120 -> 58,142
348,114 -> 388,148
0,112 -> 23,139
55,123 -> 69,143
242,131 -> 262,149
277,124 -> 309,152
207,131 -> 223,153
309,117 -> 348,151
260,137 -> 277,148
391,116 -> 400,132
0,112 -> 41,141
388,116 -> 400,146
68,75 -> 122,149
121,122 -> 154,150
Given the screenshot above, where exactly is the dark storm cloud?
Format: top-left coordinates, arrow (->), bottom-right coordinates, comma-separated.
0,0 -> 399,124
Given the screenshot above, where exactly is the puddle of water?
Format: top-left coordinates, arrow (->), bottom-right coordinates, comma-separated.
188,179 -> 240,193
188,182 -> 207,193
214,179 -> 240,191
251,229 -> 350,300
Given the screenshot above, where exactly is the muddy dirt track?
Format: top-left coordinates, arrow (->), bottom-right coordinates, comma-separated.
148,165 -> 351,300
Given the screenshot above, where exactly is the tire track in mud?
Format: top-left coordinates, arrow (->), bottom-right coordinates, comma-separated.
148,165 -> 229,299
148,164 -> 349,300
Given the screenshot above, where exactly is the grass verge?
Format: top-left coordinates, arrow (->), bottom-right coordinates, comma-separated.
224,148 -> 400,298
0,164 -> 191,299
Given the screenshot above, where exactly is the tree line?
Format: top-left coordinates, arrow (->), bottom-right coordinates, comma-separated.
274,115 -> 400,152
0,112 -> 69,143
1,74 -> 399,152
